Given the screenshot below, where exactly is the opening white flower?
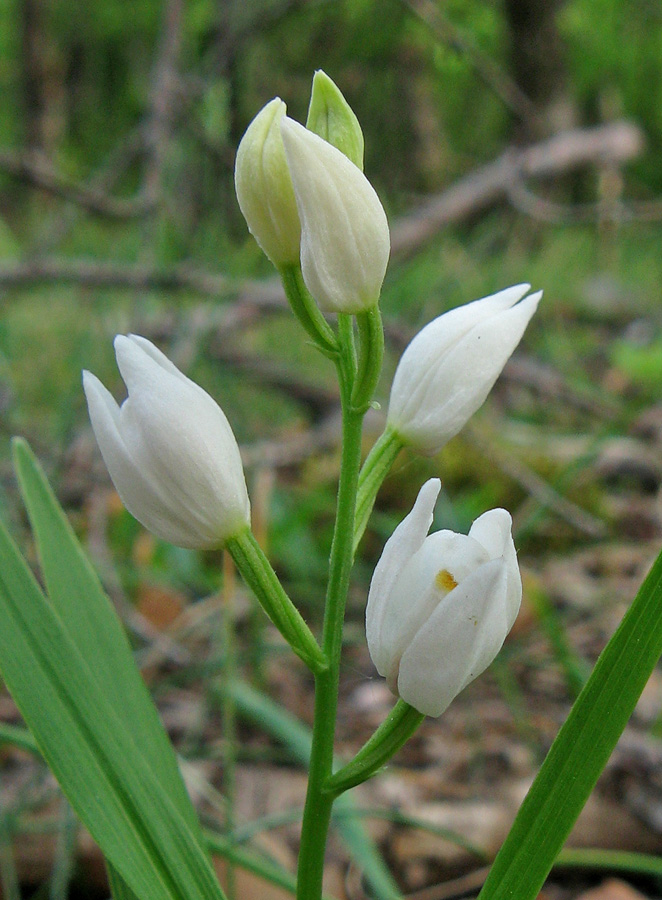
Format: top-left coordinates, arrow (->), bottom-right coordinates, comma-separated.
366,479 -> 521,717
83,335 -> 250,549
387,285 -> 542,455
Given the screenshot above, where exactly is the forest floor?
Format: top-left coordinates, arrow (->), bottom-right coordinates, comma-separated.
3,376 -> 662,900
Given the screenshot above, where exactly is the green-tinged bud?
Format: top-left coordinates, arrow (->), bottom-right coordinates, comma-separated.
280,117 -> 390,315
306,70 -> 364,169
234,98 -> 301,266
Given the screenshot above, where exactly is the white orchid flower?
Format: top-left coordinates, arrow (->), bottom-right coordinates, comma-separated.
366,479 -> 521,717
83,335 -> 250,549
388,285 -> 541,455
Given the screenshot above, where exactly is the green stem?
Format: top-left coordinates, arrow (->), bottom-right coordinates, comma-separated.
352,307 -> 384,413
296,351 -> 365,900
280,265 -> 338,357
220,561 -> 238,900
353,427 -> 403,553
324,701 -> 424,797
336,314 -> 357,372
226,528 -> 327,674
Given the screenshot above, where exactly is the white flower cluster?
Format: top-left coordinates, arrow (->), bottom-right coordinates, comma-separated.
84,72 -> 540,718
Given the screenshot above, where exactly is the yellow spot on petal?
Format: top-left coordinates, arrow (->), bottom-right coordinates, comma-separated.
435,568 -> 458,591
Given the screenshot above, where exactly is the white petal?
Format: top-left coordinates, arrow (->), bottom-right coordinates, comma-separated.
234,98 -> 301,266
119,352 -> 249,542
376,529 -> 489,689
366,478 -> 440,676
390,290 -> 541,454
397,559 -> 509,716
468,508 -> 511,557
281,117 -> 390,313
469,508 -> 521,627
124,334 -> 189,382
83,371 -> 199,546
388,285 -> 531,428
85,337 -> 250,548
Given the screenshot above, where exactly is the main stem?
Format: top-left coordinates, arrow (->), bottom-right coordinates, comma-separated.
296,367 -> 364,900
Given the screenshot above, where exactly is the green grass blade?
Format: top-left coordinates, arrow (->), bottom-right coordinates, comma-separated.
0,518 -> 225,900
107,862 -> 144,900
0,723 -> 38,755
205,830 -> 302,897
477,545 -> 662,900
13,439 -> 213,900
12,439 -> 200,832
224,680 -> 401,900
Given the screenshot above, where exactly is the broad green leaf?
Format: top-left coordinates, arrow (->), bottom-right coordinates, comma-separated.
0,518 -> 225,900
224,680 -> 401,900
477,545 -> 662,900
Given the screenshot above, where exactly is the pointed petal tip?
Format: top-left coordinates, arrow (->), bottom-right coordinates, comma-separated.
417,477 -> 442,508
113,333 -> 132,357
82,368 -> 102,397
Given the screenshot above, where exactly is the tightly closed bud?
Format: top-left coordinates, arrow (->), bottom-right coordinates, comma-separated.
83,335 -> 250,549
306,70 -> 364,168
387,284 -> 541,455
234,98 -> 301,266
280,117 -> 390,314
366,479 -> 521,717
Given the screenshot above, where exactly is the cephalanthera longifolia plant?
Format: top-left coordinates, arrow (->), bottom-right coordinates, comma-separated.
2,69 -> 662,900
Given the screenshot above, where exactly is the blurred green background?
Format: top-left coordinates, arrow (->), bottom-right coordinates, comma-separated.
5,3 -> 662,894
0,0 -> 661,608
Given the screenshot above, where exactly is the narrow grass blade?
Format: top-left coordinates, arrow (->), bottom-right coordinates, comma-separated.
0,724 -> 38,755
205,830 -> 301,896
477,545 -> 662,900
0,519 -> 225,900
12,439 -> 200,832
13,439 -> 215,900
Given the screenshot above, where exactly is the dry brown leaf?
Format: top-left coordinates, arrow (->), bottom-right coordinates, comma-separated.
574,877 -> 649,900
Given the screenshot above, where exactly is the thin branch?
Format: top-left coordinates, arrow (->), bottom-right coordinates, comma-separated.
0,121 -> 645,298
468,424 -> 608,539
507,172 -> 662,225
0,257 -> 284,307
390,120 -> 645,256
143,0 -> 184,210
0,149 -> 153,218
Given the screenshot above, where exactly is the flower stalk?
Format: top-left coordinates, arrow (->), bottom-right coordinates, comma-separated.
324,700 -> 424,796
78,72 -> 540,900
296,333 -> 365,900
354,427 -> 404,553
279,264 -> 339,357
352,306 -> 384,413
227,528 -> 327,674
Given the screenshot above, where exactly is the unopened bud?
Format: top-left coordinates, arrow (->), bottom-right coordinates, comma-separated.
234,98 -> 301,266
280,117 -> 390,314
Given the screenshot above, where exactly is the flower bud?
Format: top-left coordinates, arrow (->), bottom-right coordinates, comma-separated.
234,98 -> 301,266
306,70 -> 364,169
83,335 -> 250,549
387,284 -> 541,455
366,479 -> 521,717
280,116 -> 390,314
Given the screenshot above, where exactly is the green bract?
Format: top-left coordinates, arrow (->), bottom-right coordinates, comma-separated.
306,70 -> 364,169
